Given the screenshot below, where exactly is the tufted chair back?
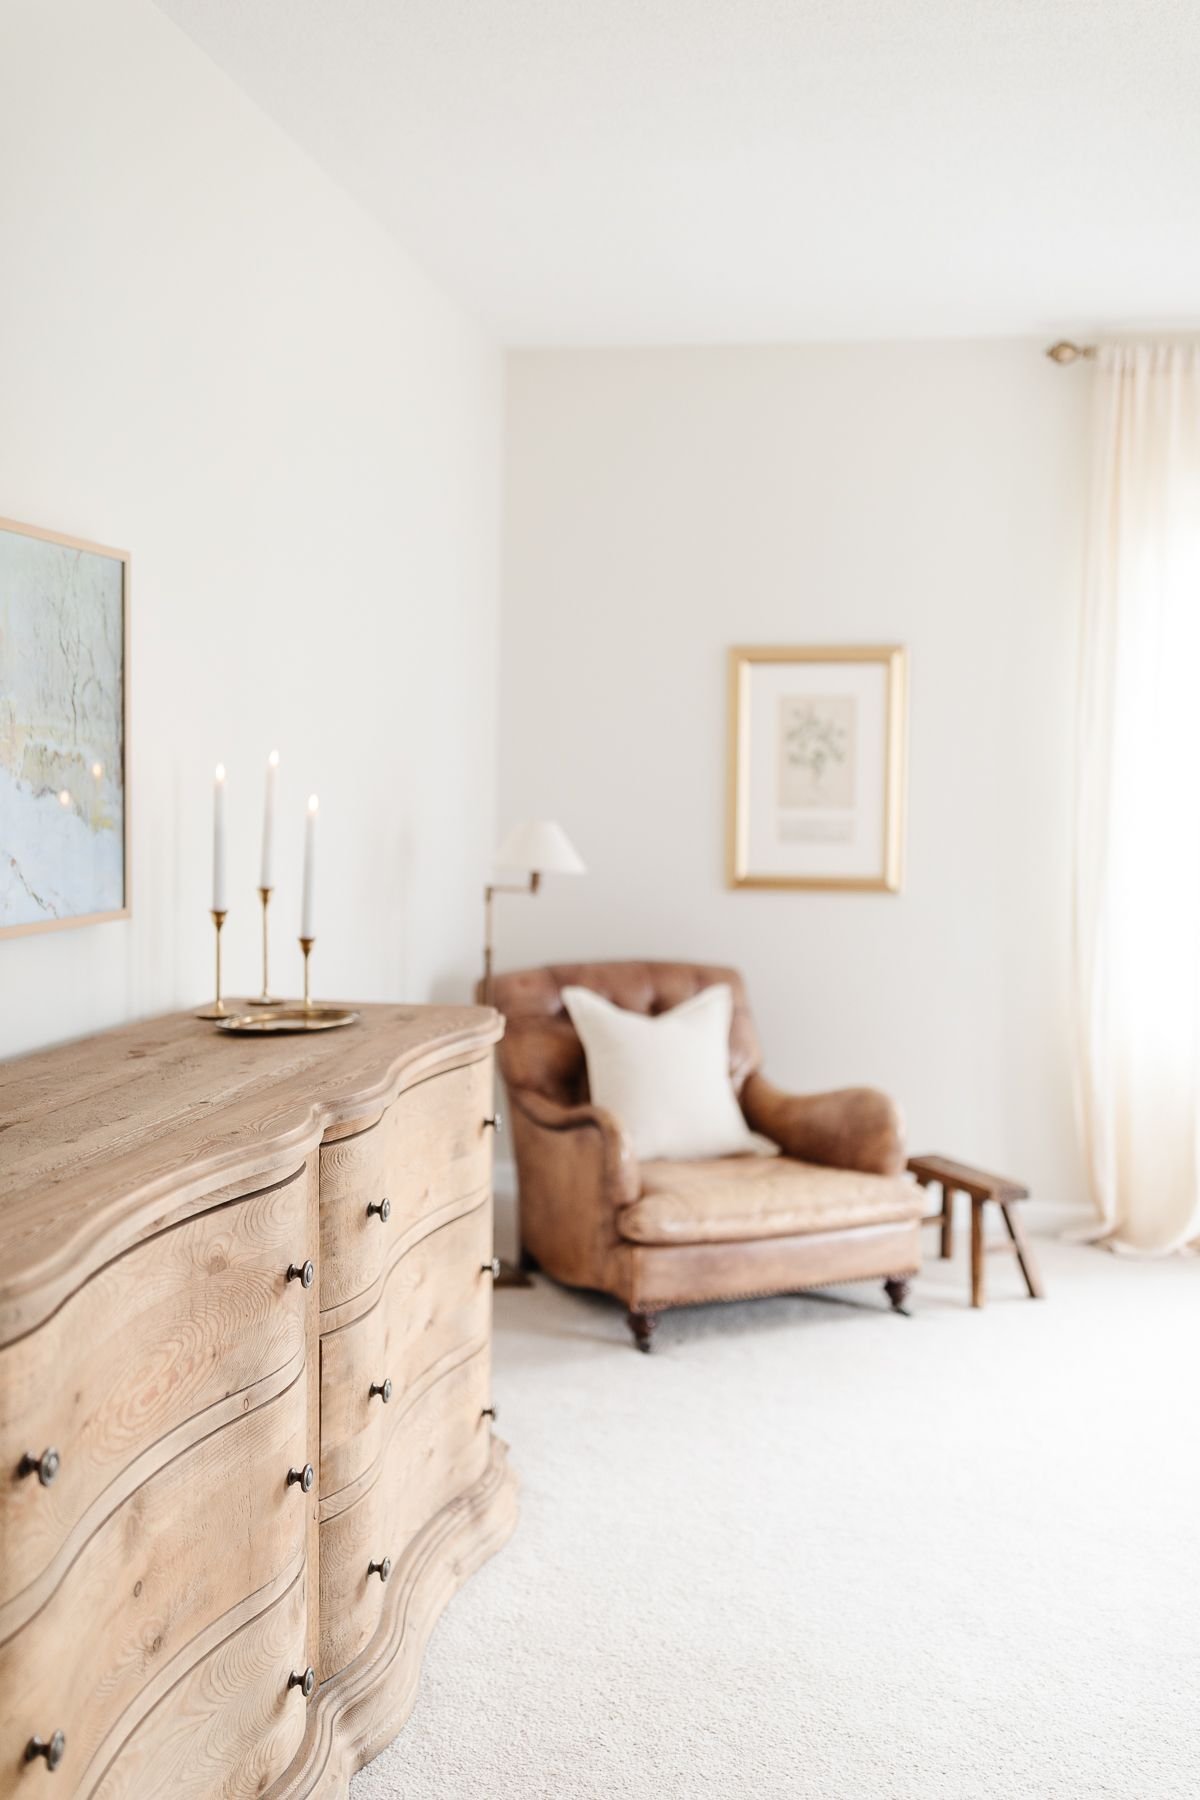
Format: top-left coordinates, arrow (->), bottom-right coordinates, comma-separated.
489,961 -> 762,1108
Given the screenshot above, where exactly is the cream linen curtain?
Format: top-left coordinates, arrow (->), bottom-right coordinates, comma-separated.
1074,343 -> 1200,1253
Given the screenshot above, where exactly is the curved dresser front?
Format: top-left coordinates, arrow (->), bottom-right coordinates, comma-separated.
0,1004 -> 516,1800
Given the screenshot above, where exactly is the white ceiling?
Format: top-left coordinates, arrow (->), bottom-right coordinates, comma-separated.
155,0 -> 1200,345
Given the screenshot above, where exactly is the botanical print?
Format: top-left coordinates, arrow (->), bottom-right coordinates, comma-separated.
730,645 -> 905,891
0,526 -> 125,928
778,694 -> 856,809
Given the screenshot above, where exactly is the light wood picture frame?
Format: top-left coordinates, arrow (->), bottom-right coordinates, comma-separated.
727,644 -> 907,892
0,515 -> 131,938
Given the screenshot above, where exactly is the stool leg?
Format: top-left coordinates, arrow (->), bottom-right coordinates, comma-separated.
940,1183 -> 955,1260
970,1198 -> 985,1309
999,1203 -> 1045,1300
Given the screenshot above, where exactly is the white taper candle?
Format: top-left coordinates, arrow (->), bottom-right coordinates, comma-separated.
260,749 -> 279,889
301,794 -> 318,939
212,764 -> 227,912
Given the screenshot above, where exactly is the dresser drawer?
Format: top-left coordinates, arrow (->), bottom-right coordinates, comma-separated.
320,1201 -> 492,1504
319,1058 -> 494,1312
0,1171 -> 311,1615
89,1574 -> 309,1800
1,1374 -> 310,1792
318,1344 -> 492,1679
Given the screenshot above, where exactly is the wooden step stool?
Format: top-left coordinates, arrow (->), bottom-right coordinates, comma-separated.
907,1154 -> 1045,1309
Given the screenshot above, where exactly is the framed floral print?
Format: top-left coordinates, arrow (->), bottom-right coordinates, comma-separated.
727,645 -> 907,891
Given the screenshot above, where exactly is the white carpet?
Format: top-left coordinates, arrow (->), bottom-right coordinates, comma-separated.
352,1232 -> 1200,1799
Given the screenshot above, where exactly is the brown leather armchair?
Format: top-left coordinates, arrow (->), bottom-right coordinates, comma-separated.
490,960 -> 923,1350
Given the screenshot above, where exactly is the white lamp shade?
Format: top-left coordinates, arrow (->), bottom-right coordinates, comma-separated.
493,819 -> 585,876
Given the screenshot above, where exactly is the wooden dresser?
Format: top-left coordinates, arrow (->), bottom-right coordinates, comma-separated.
0,1004 -> 516,1798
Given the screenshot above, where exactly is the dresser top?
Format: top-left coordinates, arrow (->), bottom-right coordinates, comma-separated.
0,1003 -> 501,1340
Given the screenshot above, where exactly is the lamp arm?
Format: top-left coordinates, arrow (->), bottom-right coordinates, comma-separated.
482,871 -> 541,1002
484,874 -> 540,902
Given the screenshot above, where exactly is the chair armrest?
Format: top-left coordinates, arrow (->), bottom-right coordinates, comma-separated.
509,1088 -> 641,1207
740,1072 -> 905,1177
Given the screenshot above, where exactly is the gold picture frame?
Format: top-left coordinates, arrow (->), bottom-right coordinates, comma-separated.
0,515 -> 131,938
727,644 -> 907,892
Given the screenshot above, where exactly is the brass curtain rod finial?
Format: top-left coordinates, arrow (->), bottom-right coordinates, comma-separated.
1046,340 -> 1096,366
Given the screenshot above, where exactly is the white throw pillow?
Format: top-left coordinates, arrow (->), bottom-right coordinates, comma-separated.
560,982 -> 759,1161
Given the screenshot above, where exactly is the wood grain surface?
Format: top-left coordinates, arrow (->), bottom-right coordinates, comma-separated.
0,1004 -> 501,1341
266,1440 -> 517,1800
318,1201 -> 491,1505
317,1346 -> 492,1681
0,1168 -> 309,1618
89,1574 -> 310,1800
317,1057 -> 493,1314
1,1005 -> 513,1799
0,1375 -> 309,1789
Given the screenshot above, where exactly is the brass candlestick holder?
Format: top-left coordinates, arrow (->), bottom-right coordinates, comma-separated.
209,932 -> 358,1034
299,936 -> 315,1010
195,910 -> 229,1019
248,887 -> 281,1006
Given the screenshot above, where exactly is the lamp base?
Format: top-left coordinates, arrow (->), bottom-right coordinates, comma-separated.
495,1258 -> 534,1290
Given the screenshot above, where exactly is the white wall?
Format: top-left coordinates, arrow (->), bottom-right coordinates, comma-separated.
0,6 -> 1092,1226
0,0 -> 501,1060
499,344 -> 1090,1215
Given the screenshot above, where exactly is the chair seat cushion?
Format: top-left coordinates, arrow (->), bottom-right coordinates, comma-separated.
618,1153 -> 925,1246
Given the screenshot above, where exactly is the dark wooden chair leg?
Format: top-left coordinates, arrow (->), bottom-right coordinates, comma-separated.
939,1182 -> 955,1260
999,1202 -> 1045,1299
626,1308 -> 659,1353
883,1276 -> 911,1315
970,1198 -> 985,1308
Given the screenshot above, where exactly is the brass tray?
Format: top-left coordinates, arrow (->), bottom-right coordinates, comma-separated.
215,1005 -> 359,1035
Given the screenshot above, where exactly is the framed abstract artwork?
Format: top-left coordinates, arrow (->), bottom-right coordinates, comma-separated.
0,516 -> 130,937
727,644 -> 907,891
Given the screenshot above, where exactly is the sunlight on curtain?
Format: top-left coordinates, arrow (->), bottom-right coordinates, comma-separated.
1074,344 -> 1200,1254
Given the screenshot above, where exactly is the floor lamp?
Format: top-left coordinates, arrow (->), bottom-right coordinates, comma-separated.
482,819 -> 585,1286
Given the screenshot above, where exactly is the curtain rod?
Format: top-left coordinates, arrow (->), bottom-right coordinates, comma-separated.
1046,341 -> 1097,365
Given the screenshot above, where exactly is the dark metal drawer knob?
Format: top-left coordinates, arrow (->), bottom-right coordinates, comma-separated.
369,1378 -> 393,1405
24,1732 -> 66,1771
286,1259 -> 315,1289
288,1667 -> 316,1700
287,1463 -> 315,1494
481,1405 -> 497,1422
368,1555 -> 392,1583
366,1197 -> 391,1223
483,1113 -> 502,1131
481,1257 -> 501,1279
18,1448 -> 60,1488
